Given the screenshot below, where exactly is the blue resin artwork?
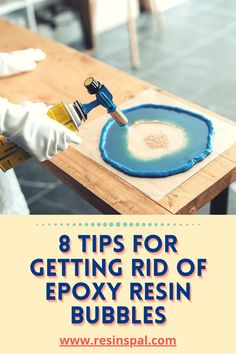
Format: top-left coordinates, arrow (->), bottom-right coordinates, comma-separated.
99,104 -> 214,177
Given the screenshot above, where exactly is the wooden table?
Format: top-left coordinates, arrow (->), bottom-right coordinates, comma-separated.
0,18 -> 236,214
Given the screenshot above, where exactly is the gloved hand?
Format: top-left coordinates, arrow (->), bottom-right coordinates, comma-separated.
0,98 -> 81,161
0,48 -> 46,77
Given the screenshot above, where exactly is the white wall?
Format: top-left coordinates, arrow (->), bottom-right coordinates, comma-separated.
95,0 -> 139,34
95,0 -> 187,34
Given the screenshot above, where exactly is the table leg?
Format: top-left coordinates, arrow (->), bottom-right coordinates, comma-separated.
66,0 -> 96,50
151,0 -> 164,25
139,0 -> 152,12
26,3 -> 38,32
138,0 -> 164,25
128,0 -> 140,69
210,188 -> 229,215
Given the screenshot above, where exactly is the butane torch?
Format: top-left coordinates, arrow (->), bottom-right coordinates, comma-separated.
0,77 -> 128,172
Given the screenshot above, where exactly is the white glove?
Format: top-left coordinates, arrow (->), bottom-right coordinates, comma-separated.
0,98 -> 81,161
0,49 -> 46,77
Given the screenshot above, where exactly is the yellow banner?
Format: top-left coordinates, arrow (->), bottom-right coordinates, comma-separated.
1,216 -> 235,353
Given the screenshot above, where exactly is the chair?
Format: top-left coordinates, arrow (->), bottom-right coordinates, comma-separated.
65,0 -> 163,68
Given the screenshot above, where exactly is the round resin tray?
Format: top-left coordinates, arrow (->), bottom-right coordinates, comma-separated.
99,104 -> 214,177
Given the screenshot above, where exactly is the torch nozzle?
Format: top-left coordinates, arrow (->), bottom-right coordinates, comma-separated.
110,108 -> 128,126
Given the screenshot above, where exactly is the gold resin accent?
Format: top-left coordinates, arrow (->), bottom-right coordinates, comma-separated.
144,133 -> 169,149
127,119 -> 187,160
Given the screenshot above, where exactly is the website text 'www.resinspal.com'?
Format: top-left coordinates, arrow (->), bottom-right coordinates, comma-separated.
59,335 -> 177,348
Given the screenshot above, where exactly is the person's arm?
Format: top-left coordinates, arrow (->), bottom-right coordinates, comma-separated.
0,98 -> 81,161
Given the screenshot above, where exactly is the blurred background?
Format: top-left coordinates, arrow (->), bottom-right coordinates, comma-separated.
1,0 -> 236,214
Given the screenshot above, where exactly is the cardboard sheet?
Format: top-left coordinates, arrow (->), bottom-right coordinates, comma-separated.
74,89 -> 236,202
